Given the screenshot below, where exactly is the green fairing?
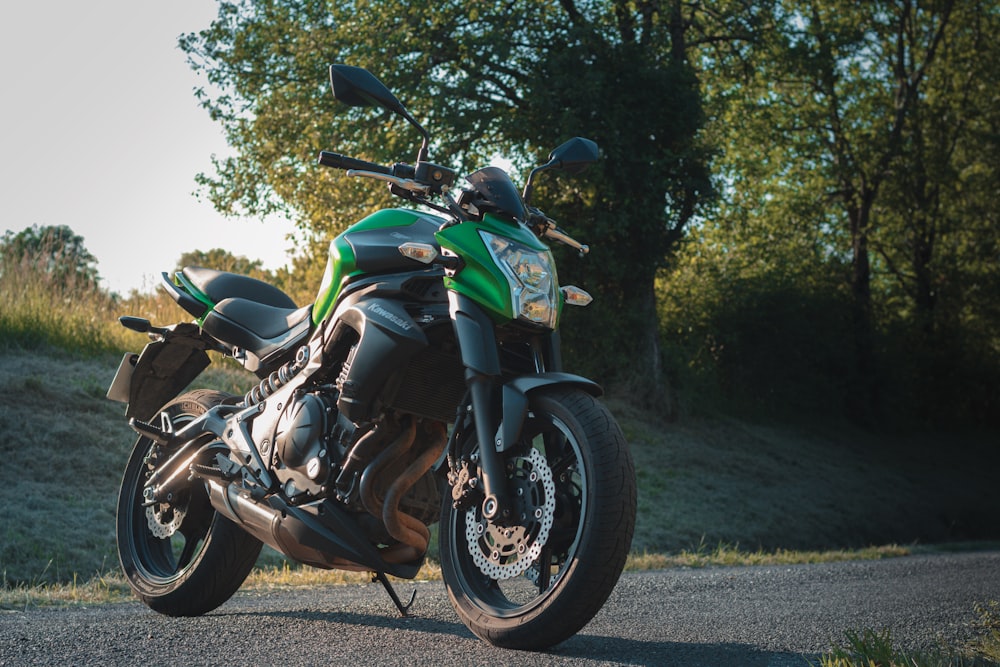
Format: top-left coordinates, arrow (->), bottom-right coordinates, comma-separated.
437,213 -> 559,325
312,208 -> 441,324
313,209 -> 561,327
312,235 -> 355,325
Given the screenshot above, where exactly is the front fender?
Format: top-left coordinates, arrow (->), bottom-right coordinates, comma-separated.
496,373 -> 602,453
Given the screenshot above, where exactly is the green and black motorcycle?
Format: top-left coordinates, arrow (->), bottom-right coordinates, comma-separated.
108,65 -> 636,650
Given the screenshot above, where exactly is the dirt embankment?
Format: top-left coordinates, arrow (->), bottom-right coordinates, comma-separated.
2,349 -> 999,584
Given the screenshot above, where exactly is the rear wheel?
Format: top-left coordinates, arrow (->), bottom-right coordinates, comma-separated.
440,387 -> 636,650
116,390 -> 262,616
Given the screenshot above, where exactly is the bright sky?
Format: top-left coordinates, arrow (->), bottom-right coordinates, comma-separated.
1,1 -> 298,295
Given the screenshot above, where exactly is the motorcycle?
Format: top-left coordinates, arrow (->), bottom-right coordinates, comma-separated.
107,64 -> 636,650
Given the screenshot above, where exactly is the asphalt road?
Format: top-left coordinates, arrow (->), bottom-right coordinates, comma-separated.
2,551 -> 998,666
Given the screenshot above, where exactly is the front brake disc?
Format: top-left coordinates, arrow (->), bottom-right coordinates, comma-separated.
464,447 -> 556,581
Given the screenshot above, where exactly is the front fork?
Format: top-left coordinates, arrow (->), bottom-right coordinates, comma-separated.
449,292 -> 578,523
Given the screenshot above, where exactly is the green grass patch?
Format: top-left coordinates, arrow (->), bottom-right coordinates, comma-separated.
820,614 -> 1000,666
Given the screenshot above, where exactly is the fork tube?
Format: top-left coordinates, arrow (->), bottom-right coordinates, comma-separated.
450,292 -> 510,521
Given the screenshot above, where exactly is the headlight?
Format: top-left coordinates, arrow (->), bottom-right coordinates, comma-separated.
480,231 -> 560,328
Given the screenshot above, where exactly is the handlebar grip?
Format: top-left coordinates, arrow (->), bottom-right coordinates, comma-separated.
318,151 -> 392,175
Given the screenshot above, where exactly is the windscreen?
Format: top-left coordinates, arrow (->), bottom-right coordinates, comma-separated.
466,166 -> 527,222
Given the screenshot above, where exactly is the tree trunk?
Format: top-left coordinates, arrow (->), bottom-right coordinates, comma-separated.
626,279 -> 672,414
847,194 -> 879,424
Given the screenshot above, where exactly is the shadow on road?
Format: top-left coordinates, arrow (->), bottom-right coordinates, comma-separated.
224,606 -> 816,666
226,607 -> 475,640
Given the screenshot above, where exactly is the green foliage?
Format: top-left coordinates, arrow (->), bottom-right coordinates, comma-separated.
179,0 -> 743,395
820,623 -> 1000,667
175,248 -> 271,279
167,0 -> 1000,424
1,224 -> 100,289
667,0 -> 1000,426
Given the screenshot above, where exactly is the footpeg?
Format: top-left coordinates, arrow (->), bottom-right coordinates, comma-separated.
129,417 -> 179,445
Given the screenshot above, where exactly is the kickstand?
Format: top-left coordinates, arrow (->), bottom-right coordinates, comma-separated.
373,571 -> 417,617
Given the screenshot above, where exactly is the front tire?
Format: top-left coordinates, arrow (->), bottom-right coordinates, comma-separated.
440,387 -> 636,650
116,389 -> 262,616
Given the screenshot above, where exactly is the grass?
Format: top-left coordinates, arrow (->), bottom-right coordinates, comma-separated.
0,543 -> 912,610
0,258 -> 188,357
3,259 -> 1000,660
820,618 -> 1000,666
7,346 -> 998,589
624,542 -> 912,570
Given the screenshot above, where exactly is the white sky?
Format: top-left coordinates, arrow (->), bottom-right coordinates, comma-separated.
0,1 -> 298,295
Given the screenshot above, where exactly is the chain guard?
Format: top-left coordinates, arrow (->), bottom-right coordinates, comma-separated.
464,447 -> 556,581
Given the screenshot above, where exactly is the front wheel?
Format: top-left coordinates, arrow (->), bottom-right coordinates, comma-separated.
116,389 -> 262,616
440,387 -> 637,650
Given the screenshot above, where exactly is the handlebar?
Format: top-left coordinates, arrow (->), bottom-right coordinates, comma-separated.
318,151 -> 392,176
319,150 -> 587,255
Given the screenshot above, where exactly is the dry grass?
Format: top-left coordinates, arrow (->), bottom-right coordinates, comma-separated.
0,257 -> 189,356
0,546 -> 912,611
0,560 -> 443,610
625,543 -> 911,571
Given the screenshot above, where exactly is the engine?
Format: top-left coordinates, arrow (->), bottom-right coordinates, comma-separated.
263,380 -> 445,564
272,390 -> 347,499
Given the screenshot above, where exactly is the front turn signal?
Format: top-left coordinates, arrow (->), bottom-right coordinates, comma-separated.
561,285 -> 593,307
398,242 -> 439,264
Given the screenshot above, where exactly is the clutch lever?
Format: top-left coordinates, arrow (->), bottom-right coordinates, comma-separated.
346,169 -> 430,195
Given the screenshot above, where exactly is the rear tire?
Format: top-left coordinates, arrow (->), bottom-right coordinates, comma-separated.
440,387 -> 636,649
116,390 -> 262,616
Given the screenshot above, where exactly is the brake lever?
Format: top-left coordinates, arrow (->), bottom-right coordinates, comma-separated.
528,210 -> 589,257
542,226 -> 590,257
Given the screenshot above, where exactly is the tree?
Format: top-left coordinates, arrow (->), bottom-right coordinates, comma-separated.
179,0 -> 765,402
175,248 -> 271,279
696,0 -> 963,421
873,0 -> 1000,421
0,224 -> 101,289
673,0 -> 1000,425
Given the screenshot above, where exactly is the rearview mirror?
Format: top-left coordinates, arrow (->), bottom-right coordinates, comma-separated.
547,137 -> 600,175
522,137 -> 600,206
328,64 -> 431,162
329,64 -> 407,115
